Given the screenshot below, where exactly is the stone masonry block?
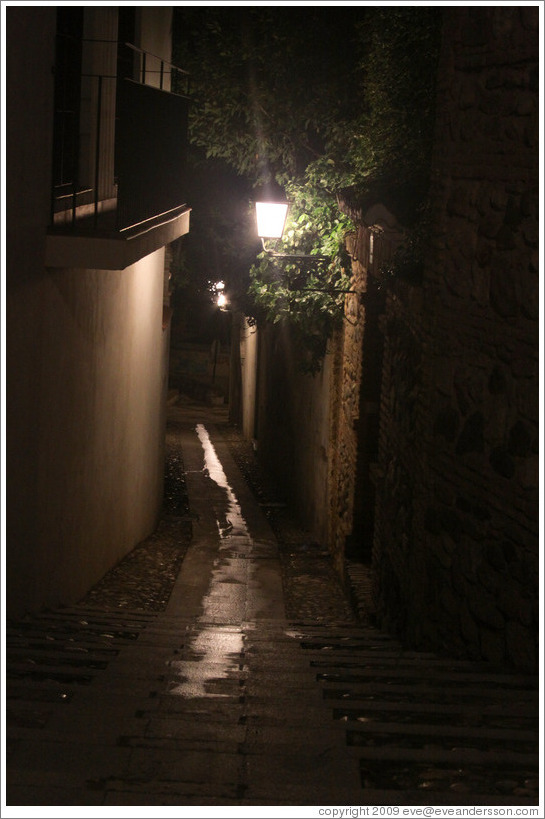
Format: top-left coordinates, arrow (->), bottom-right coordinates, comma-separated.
478,624 -> 506,665
468,589 -> 505,630
505,621 -> 537,672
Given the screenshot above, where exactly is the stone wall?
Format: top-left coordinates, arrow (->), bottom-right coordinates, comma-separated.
372,6 -> 539,671
327,246 -> 366,578
327,230 -> 390,578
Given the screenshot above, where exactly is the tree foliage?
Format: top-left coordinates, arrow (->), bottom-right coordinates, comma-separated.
173,7 -> 442,369
173,7 -> 360,183
168,154 -> 258,341
248,179 -> 353,373
316,8 -> 443,210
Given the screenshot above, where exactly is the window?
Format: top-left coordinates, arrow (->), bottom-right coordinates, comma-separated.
52,8 -> 84,190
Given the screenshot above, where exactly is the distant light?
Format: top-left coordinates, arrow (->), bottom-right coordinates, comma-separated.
211,280 -> 228,309
255,201 -> 288,239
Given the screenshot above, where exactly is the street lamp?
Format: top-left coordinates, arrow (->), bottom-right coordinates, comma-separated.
255,201 -> 289,241
255,197 -> 330,263
254,193 -> 356,296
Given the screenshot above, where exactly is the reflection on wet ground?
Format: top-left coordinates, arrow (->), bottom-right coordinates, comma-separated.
168,625 -> 244,699
196,423 -> 250,543
168,424 -> 261,699
6,405 -> 540,806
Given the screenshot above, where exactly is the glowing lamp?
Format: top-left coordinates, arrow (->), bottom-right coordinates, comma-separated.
255,201 -> 289,239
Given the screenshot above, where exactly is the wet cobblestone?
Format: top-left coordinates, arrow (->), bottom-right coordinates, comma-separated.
6,408 -> 539,807
163,428 -> 191,518
222,428 -> 357,624
80,519 -> 191,612
81,419 -> 357,623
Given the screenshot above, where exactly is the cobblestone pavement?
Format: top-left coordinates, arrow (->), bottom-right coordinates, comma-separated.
220,427 -> 358,626
5,398 -> 541,809
80,410 -> 356,625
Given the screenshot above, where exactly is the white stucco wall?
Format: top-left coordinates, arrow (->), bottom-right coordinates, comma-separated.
7,6 -> 57,616
139,7 -> 173,90
256,323 -> 332,546
8,250 -> 168,616
240,319 -> 258,441
6,7 -> 170,616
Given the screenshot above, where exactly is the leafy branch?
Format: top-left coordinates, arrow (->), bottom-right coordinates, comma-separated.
247,180 -> 353,373
173,7 -> 443,369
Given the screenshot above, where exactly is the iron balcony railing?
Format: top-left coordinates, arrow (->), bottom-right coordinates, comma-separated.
50,37 -> 191,233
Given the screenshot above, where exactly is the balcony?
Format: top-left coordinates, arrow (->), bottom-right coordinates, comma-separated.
46,39 -> 191,270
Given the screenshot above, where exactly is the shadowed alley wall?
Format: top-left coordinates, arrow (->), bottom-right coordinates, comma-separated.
372,6 -> 539,670
255,322 -> 333,547
251,7 -> 538,673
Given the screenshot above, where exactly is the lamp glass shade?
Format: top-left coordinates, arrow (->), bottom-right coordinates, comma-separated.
255,201 -> 288,239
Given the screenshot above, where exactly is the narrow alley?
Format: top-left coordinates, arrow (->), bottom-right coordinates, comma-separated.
5,398 -> 540,810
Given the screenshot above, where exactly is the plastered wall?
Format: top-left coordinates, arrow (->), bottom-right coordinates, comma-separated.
7,7 -> 170,616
